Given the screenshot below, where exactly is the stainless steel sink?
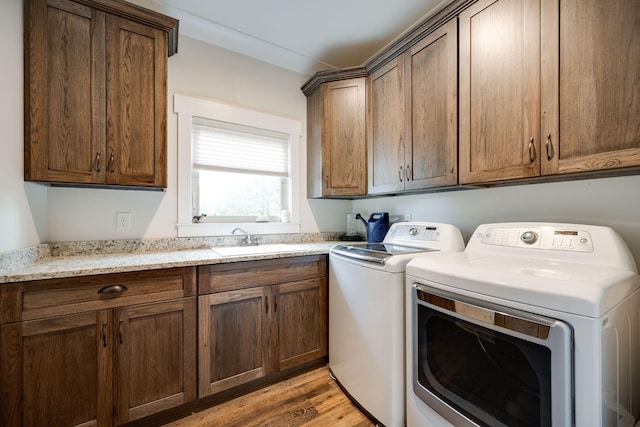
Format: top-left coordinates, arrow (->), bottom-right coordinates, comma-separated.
211,243 -> 301,257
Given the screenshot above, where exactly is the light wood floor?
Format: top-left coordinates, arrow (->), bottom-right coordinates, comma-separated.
162,366 -> 376,427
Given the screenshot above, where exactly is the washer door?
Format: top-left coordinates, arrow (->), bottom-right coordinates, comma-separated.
411,283 -> 573,427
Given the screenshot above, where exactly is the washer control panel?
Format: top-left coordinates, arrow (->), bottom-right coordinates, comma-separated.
382,222 -> 465,252
481,226 -> 594,252
389,225 -> 440,242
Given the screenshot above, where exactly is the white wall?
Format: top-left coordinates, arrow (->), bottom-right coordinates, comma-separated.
353,175 -> 640,267
0,0 -> 47,253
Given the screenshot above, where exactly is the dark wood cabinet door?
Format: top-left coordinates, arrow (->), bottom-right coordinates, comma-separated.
197,257 -> 328,399
459,0 -> 541,184
541,0 -> 640,176
198,287 -> 269,397
113,298 -> 196,425
405,18 -> 458,190
0,311 -> 112,427
274,278 -> 327,371
306,88 -> 324,198
323,78 -> 367,196
106,15 -> 168,187
368,58 -> 406,195
24,0 -> 172,189
24,0 -> 106,184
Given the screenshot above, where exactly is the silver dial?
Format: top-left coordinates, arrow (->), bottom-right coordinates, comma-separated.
520,231 -> 538,244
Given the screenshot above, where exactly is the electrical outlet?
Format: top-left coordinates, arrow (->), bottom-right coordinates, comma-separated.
116,212 -> 131,231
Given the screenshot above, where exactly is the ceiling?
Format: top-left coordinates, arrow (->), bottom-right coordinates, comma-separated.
128,0 -> 445,75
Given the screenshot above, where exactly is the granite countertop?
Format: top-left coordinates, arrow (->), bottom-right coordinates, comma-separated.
0,241 -> 341,284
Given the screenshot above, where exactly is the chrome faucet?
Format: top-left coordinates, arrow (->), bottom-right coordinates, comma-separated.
232,227 -> 258,246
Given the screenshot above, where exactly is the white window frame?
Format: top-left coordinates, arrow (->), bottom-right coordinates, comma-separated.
174,94 -> 302,237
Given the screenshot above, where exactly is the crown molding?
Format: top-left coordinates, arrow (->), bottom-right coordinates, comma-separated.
73,0 -> 179,55
300,67 -> 369,96
127,0 -> 336,75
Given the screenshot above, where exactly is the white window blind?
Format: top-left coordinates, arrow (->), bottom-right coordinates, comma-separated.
192,117 -> 289,176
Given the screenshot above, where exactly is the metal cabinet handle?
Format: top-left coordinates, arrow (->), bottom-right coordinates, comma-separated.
118,319 -> 124,344
528,137 -> 536,163
102,322 -> 108,347
399,166 -> 404,182
274,294 -> 278,313
545,133 -> 554,161
108,152 -> 115,173
406,164 -> 411,181
265,295 -> 269,314
94,152 -> 101,172
97,284 -> 128,294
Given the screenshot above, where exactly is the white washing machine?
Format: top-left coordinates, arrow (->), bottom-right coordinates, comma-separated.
329,222 -> 464,427
406,222 -> 640,427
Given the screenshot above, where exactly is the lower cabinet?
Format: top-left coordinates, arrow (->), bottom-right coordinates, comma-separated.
1,311 -> 114,426
113,298 -> 196,424
198,255 -> 328,398
198,286 -> 270,396
0,267 -> 197,427
0,257 -> 328,425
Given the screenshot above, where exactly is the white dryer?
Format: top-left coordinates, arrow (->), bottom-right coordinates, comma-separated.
406,222 -> 640,427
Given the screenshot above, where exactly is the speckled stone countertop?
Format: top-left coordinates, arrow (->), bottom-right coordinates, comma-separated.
0,233 -> 349,284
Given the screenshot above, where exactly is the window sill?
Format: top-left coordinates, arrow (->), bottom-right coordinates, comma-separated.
177,222 -> 301,238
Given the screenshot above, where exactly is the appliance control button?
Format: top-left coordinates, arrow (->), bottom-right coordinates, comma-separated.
520,231 -> 538,244
409,227 -> 419,236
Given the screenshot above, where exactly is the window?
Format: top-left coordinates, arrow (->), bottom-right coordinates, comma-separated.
174,94 -> 301,237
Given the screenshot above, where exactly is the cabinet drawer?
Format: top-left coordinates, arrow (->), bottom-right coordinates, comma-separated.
1,267 -> 196,323
199,255 -> 327,294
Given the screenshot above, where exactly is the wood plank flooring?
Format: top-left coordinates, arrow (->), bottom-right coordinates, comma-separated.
162,366 -> 376,427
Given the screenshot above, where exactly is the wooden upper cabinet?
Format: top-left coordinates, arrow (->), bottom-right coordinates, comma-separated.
404,18 -> 458,190
306,78 -> 367,198
368,19 -> 457,195
368,58 -> 406,194
24,0 -> 107,185
541,0 -> 640,176
459,0 -> 541,184
461,0 -> 640,184
24,0 -> 177,189
106,16 -> 168,187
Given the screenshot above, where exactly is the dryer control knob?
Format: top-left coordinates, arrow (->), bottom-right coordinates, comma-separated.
409,227 -> 419,236
520,231 -> 538,244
